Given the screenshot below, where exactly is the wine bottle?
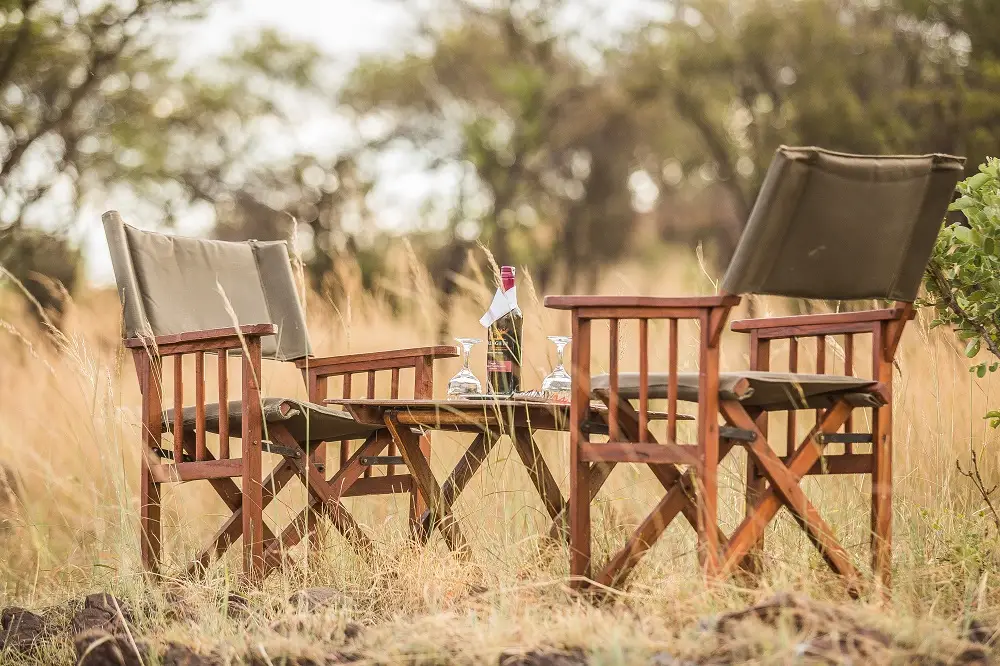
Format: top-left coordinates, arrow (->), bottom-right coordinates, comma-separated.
486,266 -> 522,394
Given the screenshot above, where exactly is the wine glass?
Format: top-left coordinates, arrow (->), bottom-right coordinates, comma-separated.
541,336 -> 572,399
447,337 -> 483,398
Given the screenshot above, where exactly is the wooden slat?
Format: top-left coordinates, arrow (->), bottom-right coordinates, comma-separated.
544,294 -> 741,309
787,337 -> 798,452
218,350 -> 229,459
575,307 -> 710,320
608,318 -> 620,442
195,351 -> 206,461
388,368 -> 400,476
364,371 -> 376,478
340,374 -> 352,468
638,319 -> 649,444
668,319 -> 678,443
124,323 -> 276,349
844,333 -> 855,451
580,442 -> 700,466
293,345 -> 459,370
344,474 -> 413,497
731,307 -> 913,332
173,355 -> 184,464
149,458 -> 244,483
815,336 -> 826,425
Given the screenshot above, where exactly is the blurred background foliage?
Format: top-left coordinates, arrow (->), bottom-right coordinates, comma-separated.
1,0 -> 997,329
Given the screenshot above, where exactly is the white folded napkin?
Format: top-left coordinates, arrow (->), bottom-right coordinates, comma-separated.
480,286 -> 519,327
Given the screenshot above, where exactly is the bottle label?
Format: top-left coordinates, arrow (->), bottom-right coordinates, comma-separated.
486,356 -> 512,373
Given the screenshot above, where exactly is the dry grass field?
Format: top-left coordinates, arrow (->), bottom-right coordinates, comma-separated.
1,248 -> 999,664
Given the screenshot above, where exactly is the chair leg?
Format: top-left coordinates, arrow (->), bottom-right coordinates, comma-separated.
696,325 -> 721,576
568,317 -> 592,586
140,458 -> 161,574
872,324 -> 893,591
742,459 -> 766,575
871,403 -> 892,590
241,338 -> 264,580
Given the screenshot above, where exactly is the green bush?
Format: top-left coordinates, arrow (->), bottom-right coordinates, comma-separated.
923,158 -> 1000,424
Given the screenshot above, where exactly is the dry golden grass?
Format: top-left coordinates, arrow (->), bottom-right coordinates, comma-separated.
0,247 -> 999,664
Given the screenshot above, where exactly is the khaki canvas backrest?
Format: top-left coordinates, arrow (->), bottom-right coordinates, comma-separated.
721,146 -> 966,302
103,210 -> 312,361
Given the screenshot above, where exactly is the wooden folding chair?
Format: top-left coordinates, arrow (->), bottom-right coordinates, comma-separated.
544,147 -> 965,592
103,211 -> 458,580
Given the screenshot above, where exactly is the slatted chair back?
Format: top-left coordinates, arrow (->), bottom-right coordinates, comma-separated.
722,146 -> 965,302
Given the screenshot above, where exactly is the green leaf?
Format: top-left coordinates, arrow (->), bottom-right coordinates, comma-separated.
951,197 -> 978,211
966,339 -> 982,357
968,172 -> 991,191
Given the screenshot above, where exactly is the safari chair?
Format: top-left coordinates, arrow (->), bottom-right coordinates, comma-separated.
103,211 -> 458,580
544,147 -> 965,593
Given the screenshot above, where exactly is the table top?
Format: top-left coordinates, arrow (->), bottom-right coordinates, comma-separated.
326,397 -> 579,431
326,397 -> 691,432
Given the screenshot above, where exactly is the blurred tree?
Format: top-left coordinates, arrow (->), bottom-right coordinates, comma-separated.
341,0 -> 648,303
0,0 -> 369,321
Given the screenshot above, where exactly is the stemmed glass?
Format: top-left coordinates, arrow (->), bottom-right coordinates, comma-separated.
447,337 -> 482,398
541,336 -> 572,398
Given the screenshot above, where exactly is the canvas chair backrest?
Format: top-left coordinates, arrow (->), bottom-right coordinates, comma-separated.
721,146 -> 966,302
103,210 -> 312,362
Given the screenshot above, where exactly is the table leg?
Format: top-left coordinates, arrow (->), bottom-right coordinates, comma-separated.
511,427 -> 567,537
418,430 -> 497,542
385,413 -> 469,555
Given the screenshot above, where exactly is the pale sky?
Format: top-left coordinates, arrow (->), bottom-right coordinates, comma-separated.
82,0 -> 667,283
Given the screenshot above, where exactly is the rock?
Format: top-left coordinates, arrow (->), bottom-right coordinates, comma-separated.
968,619 -> 997,646
0,607 -> 49,654
289,587 -> 345,611
71,592 -> 135,635
75,628 -> 148,666
161,642 -> 221,666
704,593 -> 893,664
499,648 -> 588,666
84,593 -> 134,623
954,645 -> 992,666
343,622 -> 363,641
226,593 -> 250,619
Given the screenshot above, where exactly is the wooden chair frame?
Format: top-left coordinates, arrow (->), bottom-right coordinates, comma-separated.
544,295 -> 913,593
128,324 -> 457,580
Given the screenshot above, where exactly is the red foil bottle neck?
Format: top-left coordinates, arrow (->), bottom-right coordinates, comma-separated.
500,266 -> 515,291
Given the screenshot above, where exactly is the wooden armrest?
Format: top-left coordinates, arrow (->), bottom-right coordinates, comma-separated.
731,308 -> 914,334
295,345 -> 460,374
124,324 -> 275,355
544,295 -> 741,310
